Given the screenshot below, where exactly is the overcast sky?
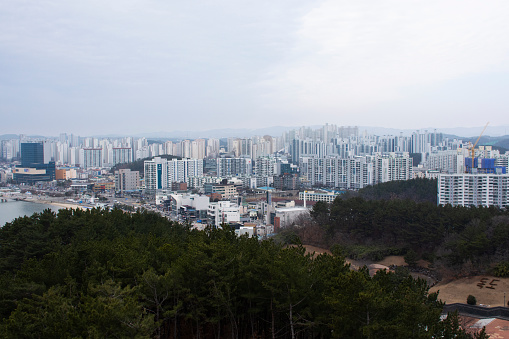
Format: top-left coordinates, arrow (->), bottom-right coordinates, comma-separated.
1,0 -> 509,136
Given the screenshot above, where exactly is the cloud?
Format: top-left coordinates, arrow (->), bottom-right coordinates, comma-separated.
262,0 -> 509,119
1,0 -> 509,134
0,1 -> 315,134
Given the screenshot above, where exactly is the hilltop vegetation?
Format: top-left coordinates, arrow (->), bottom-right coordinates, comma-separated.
295,179 -> 509,279
342,178 -> 438,204
0,208 -> 486,338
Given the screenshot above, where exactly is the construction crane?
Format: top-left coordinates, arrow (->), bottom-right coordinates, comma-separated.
468,122 -> 489,173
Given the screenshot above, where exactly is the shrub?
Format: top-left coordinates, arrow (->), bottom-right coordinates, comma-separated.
492,262 -> 509,277
467,295 -> 477,305
404,249 -> 419,267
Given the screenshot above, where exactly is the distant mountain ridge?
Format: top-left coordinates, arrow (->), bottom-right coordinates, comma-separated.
0,134 -> 19,141
360,126 -> 509,138
125,125 -> 509,139
132,126 -> 296,139
1,125 -> 508,140
461,135 -> 509,152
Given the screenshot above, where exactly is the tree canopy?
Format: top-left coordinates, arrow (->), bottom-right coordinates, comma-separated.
303,191 -> 509,276
0,208 -> 487,338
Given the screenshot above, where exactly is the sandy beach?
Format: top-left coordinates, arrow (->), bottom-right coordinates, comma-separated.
21,197 -> 90,211
48,202 -> 90,211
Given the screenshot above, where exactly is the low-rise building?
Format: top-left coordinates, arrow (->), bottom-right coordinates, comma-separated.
273,173 -> 299,190
235,226 -> 255,237
13,162 -> 56,184
115,169 -> 140,193
170,194 -> 210,220
211,184 -> 238,199
55,168 -> 78,180
299,190 -> 341,203
412,167 -> 441,180
93,181 -> 115,192
207,201 -> 240,227
272,206 -> 309,229
0,169 -> 8,183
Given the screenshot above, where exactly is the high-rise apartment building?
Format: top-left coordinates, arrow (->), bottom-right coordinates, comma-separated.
374,153 -> 413,184
216,158 -> 252,177
1,140 -> 16,161
426,149 -> 468,174
112,147 -> 132,165
191,139 -> 207,159
305,153 -> 411,190
144,157 -> 204,192
254,156 -> 277,187
206,138 -> 220,157
83,148 -> 103,169
254,156 -> 276,177
438,173 -> 509,208
306,156 -> 374,190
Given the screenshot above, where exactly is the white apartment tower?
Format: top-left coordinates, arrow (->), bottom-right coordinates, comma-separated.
426,149 -> 468,174
216,158 -> 253,177
112,147 -> 133,165
306,153 -> 411,190
144,157 -> 204,192
191,139 -> 207,159
206,138 -> 220,157
374,153 -> 413,184
83,148 -> 103,169
307,156 -> 374,190
438,173 -> 509,208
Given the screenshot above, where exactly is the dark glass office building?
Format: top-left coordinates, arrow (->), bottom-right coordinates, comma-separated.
21,142 -> 44,167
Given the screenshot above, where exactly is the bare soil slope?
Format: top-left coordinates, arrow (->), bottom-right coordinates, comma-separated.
302,245 -> 400,269
302,245 -> 331,257
302,245 -> 509,306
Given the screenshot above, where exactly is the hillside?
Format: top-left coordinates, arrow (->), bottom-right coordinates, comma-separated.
0,208 -> 485,338
294,193 -> 509,282
356,178 -> 437,204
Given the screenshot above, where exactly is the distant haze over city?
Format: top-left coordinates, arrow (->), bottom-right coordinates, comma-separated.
1,125 -> 509,140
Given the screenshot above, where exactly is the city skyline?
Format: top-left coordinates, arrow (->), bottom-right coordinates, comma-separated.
1,123 -> 509,140
0,124 -> 496,165
3,122 -> 509,208
2,1 -> 509,135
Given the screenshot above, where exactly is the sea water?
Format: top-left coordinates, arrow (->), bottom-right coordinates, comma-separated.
0,200 -> 62,227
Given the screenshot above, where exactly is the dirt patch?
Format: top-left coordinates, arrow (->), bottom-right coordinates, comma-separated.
430,276 -> 509,307
376,255 -> 406,267
301,245 -> 367,268
410,272 -> 437,286
368,264 -> 391,277
302,245 -> 331,257
301,246 -> 434,281
301,246 -> 398,270
302,245 -> 509,302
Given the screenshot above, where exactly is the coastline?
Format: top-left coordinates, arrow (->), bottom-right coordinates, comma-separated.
18,197 -> 89,211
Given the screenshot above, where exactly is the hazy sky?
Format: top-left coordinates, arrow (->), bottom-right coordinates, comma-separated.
1,0 -> 509,136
